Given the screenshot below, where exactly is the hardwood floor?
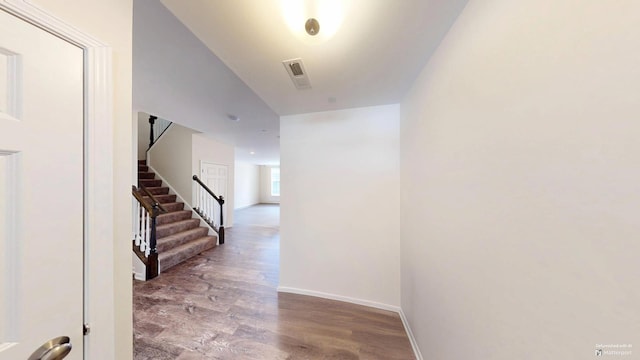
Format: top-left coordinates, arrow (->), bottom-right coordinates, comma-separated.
133,204 -> 415,359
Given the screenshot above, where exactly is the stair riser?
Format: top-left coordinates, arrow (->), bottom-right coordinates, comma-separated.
161,203 -> 184,212
145,187 -> 170,195
159,237 -> 216,272
157,219 -> 200,238
156,210 -> 192,226
138,172 -> 156,179
139,179 -> 162,187
143,194 -> 177,204
138,165 -> 149,172
157,228 -> 209,253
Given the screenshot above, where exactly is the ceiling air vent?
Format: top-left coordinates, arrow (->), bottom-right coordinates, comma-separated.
289,62 -> 303,76
282,58 -> 311,90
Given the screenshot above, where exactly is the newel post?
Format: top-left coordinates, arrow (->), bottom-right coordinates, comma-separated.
146,203 -> 160,280
148,115 -> 157,149
218,196 -> 225,245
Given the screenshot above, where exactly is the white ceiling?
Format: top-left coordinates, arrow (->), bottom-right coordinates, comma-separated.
160,0 -> 468,116
139,0 -> 467,165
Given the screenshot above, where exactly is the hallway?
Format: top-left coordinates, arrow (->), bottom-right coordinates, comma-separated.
133,204 -> 415,359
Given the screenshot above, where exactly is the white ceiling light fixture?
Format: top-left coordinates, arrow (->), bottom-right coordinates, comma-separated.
305,18 -> 319,36
281,0 -> 346,41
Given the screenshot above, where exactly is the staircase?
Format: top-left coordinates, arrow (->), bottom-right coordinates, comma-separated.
137,160 -> 216,273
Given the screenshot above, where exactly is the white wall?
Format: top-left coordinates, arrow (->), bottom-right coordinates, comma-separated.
400,0 -> 640,358
147,124 -> 195,203
235,162 -> 260,209
259,165 -> 280,204
192,133 -> 235,226
280,105 -> 401,308
30,0 -> 133,358
146,124 -> 236,227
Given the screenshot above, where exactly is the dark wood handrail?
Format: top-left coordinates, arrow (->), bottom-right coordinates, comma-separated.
192,175 -> 225,205
132,185 -> 156,214
138,184 -> 168,213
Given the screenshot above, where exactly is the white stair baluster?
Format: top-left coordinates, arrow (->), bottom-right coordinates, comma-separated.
135,202 -> 141,246
144,211 -> 151,256
195,183 -> 199,211
209,194 -> 213,223
132,197 -> 136,241
205,193 -> 209,221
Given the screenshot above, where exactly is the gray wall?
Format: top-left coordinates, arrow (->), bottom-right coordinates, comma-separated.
133,0 -> 278,144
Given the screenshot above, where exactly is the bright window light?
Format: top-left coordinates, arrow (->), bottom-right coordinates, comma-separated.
270,168 -> 280,197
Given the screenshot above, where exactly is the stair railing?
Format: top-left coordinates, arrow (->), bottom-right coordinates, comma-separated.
192,175 -> 225,244
148,115 -> 172,149
131,185 -> 167,280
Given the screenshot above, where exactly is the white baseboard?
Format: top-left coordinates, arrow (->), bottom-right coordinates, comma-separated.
132,253 -> 147,281
277,286 -> 422,360
234,203 -> 259,211
132,261 -> 145,281
277,286 -> 401,313
398,308 -> 423,360
133,270 -> 145,281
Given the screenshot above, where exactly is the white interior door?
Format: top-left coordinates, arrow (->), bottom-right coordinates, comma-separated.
201,162 -> 228,226
0,9 -> 84,360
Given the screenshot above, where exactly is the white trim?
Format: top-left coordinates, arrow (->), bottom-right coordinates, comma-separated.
0,1 -> 115,359
0,47 -> 22,120
277,286 -> 401,313
132,262 -> 145,282
83,44 -> 115,360
0,152 -> 19,344
0,0 -> 104,47
233,203 -> 260,211
398,308 -> 424,360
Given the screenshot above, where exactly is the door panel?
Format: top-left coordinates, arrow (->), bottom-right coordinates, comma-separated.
0,8 -> 84,360
200,162 -> 228,226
